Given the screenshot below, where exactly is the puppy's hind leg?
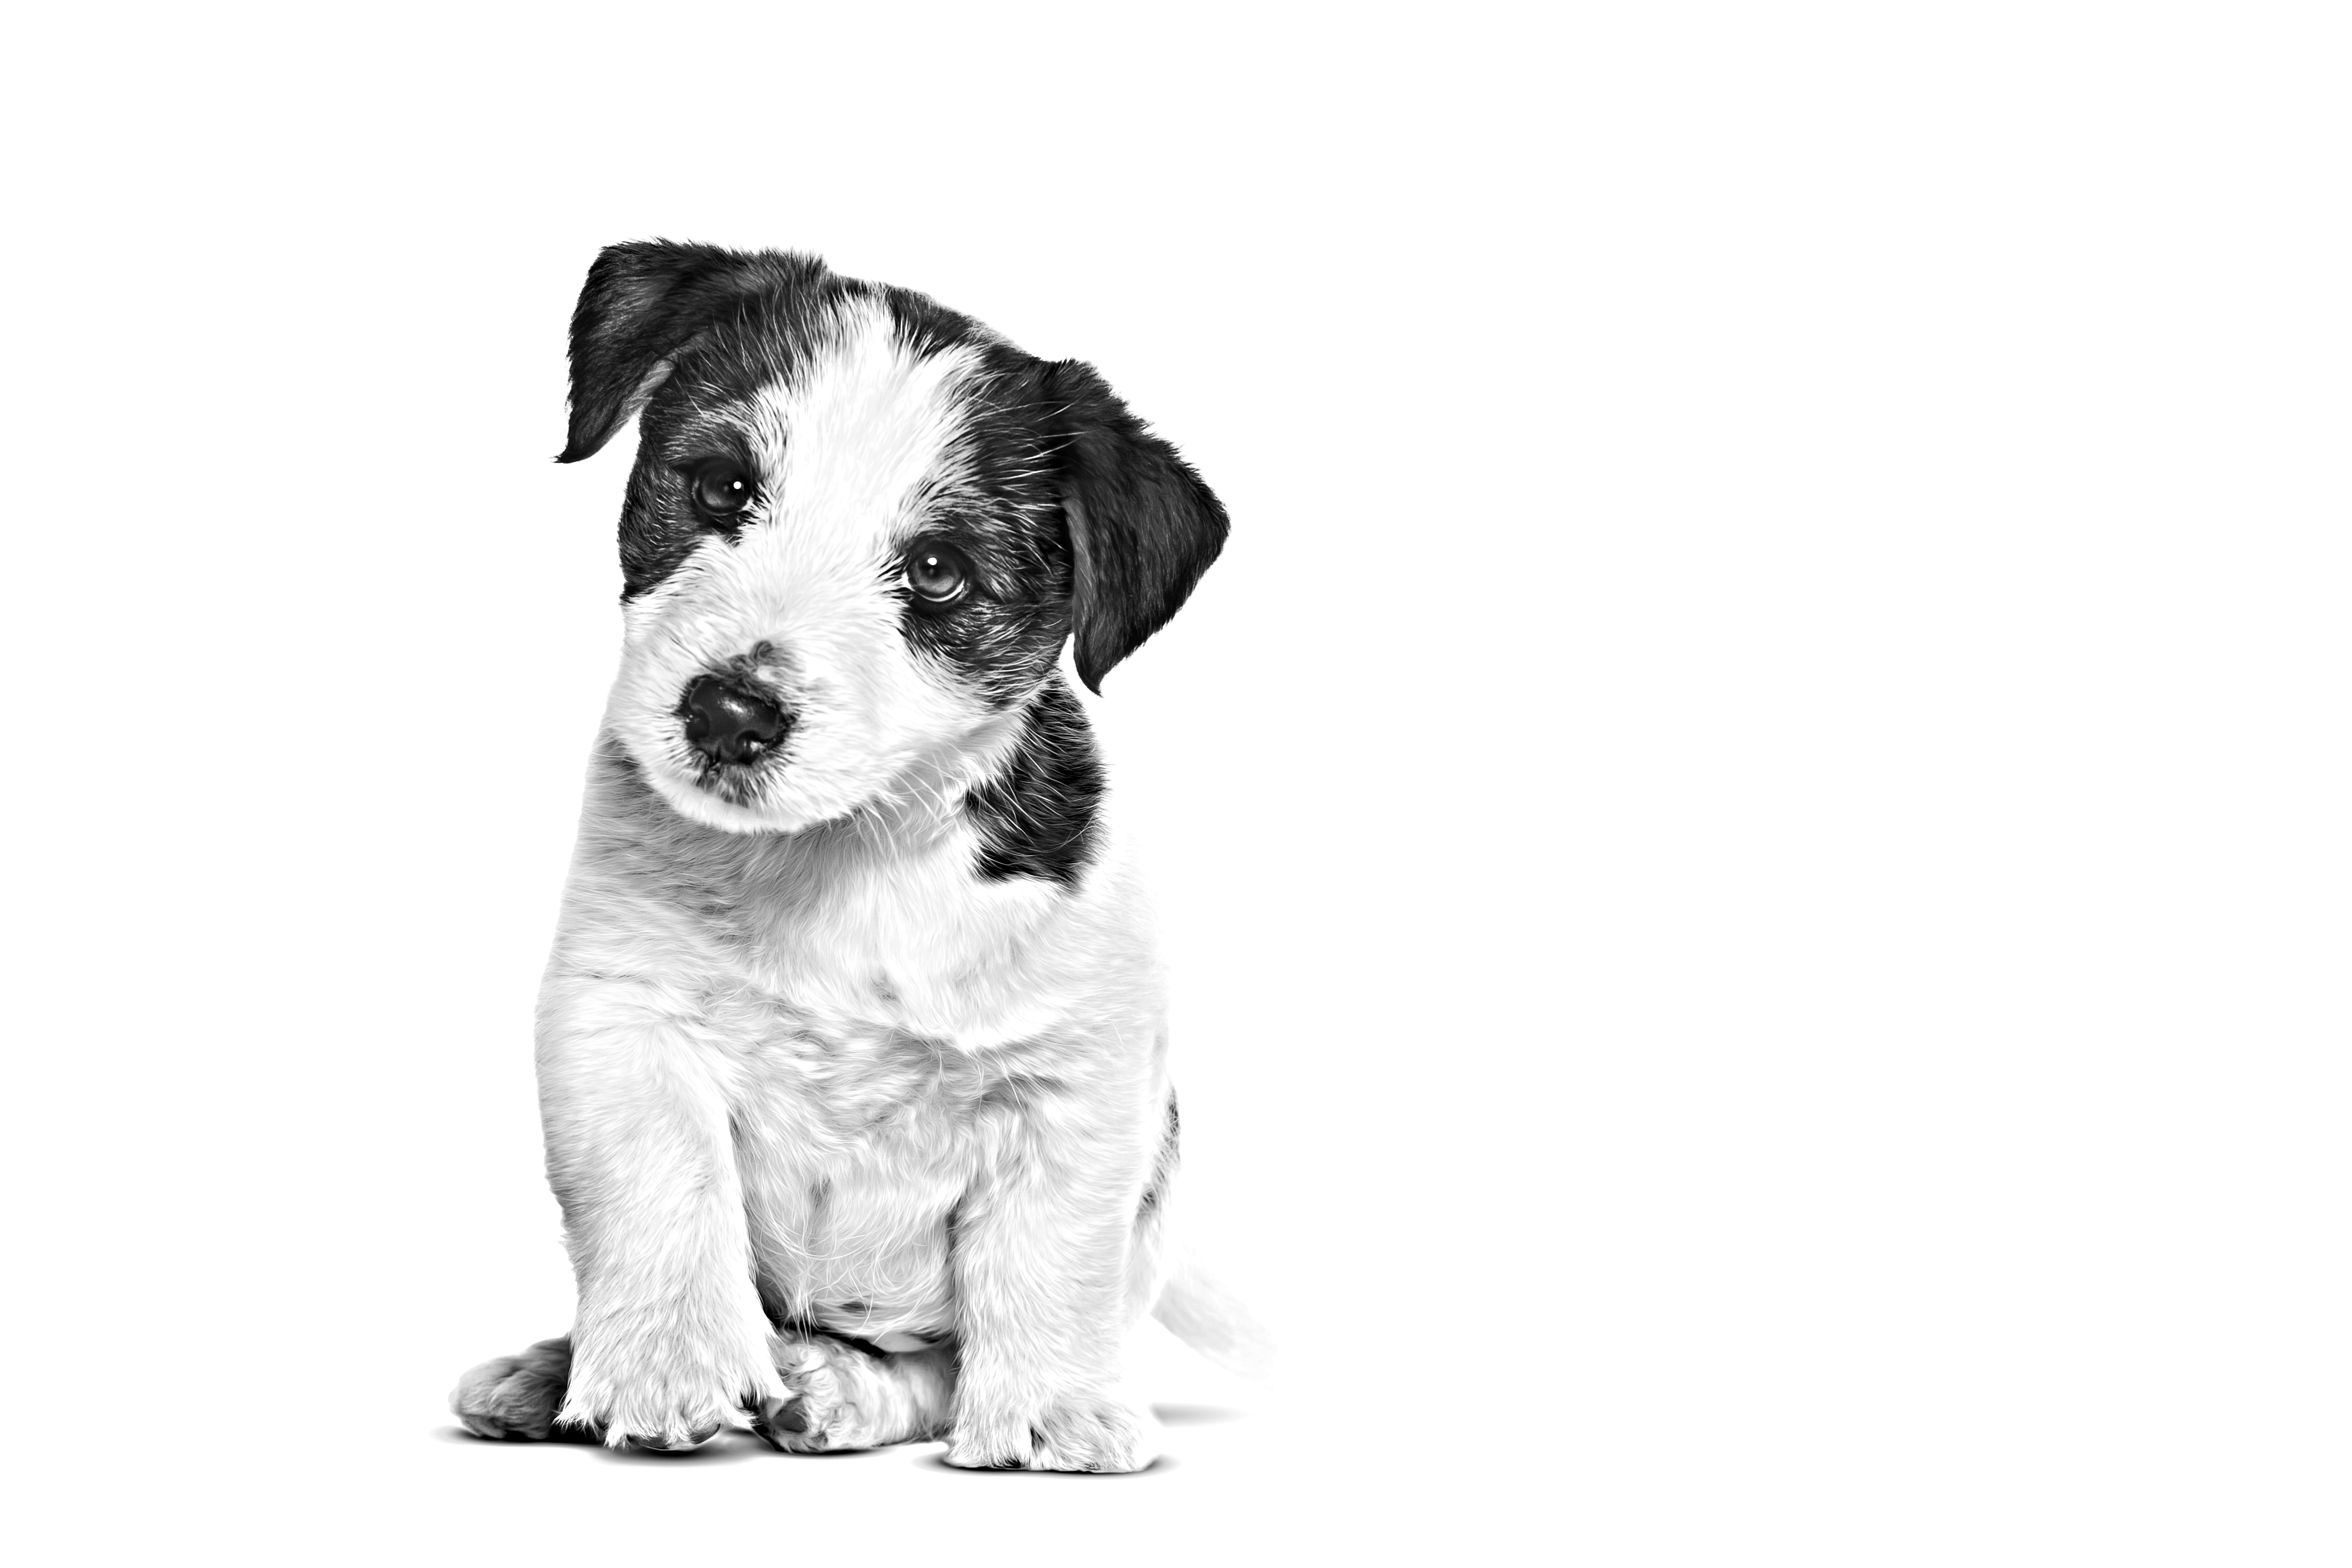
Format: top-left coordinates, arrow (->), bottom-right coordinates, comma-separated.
753,1335 -> 955,1453
452,1336 -> 573,1441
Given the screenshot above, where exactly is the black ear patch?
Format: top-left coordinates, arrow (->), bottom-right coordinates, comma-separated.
1043,360 -> 1229,694
557,241 -> 821,464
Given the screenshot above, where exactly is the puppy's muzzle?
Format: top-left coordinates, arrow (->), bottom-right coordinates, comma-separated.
681,676 -> 791,766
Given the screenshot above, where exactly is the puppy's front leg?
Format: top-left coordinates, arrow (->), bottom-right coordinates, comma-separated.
538,976 -> 780,1449
947,1098 -> 1159,1473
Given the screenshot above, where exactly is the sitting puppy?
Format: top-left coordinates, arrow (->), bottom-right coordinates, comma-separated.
451,243 -> 1259,1472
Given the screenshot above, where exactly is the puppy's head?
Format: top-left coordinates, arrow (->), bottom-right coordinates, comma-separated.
557,242 -> 1227,835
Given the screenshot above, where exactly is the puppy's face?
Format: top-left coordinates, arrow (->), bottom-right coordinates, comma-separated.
608,298 -> 1066,834
557,246 -> 1226,836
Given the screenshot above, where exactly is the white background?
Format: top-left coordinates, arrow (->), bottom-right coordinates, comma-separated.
3,3 -> 2346,1563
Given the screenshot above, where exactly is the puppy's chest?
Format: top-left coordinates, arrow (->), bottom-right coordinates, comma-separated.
717,991 -> 1046,1148
691,869 -> 1081,1187
716,991 -> 1066,1341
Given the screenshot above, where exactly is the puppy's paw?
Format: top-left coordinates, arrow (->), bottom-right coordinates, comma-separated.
753,1337 -> 868,1453
753,1334 -> 953,1452
946,1395 -> 1156,1473
451,1337 -> 572,1441
556,1337 -> 770,1451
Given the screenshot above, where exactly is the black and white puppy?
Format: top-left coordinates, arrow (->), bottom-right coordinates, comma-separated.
450,243 -> 1259,1472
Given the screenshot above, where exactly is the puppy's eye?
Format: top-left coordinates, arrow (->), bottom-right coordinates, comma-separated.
904,540 -> 972,607
688,457 -> 755,528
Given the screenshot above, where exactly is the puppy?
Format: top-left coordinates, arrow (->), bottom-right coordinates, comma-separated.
450,243 -> 1261,1472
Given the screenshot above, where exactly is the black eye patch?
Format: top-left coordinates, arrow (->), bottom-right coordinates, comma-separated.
894,523 -> 1069,709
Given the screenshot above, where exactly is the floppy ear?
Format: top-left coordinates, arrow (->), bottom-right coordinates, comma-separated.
1043,359 -> 1230,694
556,240 -> 762,463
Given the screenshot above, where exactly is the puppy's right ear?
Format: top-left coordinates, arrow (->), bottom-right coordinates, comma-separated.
557,240 -> 754,463
1043,359 -> 1230,694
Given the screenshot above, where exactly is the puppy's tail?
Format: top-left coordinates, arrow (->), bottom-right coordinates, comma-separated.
1152,1254 -> 1275,1380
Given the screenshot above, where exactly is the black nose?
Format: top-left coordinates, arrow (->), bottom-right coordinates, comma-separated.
681,676 -> 790,765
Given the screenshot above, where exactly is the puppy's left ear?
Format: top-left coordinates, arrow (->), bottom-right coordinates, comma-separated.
1044,359 -> 1230,694
557,240 -> 789,463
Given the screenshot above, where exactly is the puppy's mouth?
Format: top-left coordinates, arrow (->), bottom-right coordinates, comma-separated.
676,674 -> 794,797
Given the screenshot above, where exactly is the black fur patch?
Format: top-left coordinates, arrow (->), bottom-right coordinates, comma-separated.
889,357 -> 1076,709
964,677 -> 1103,887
